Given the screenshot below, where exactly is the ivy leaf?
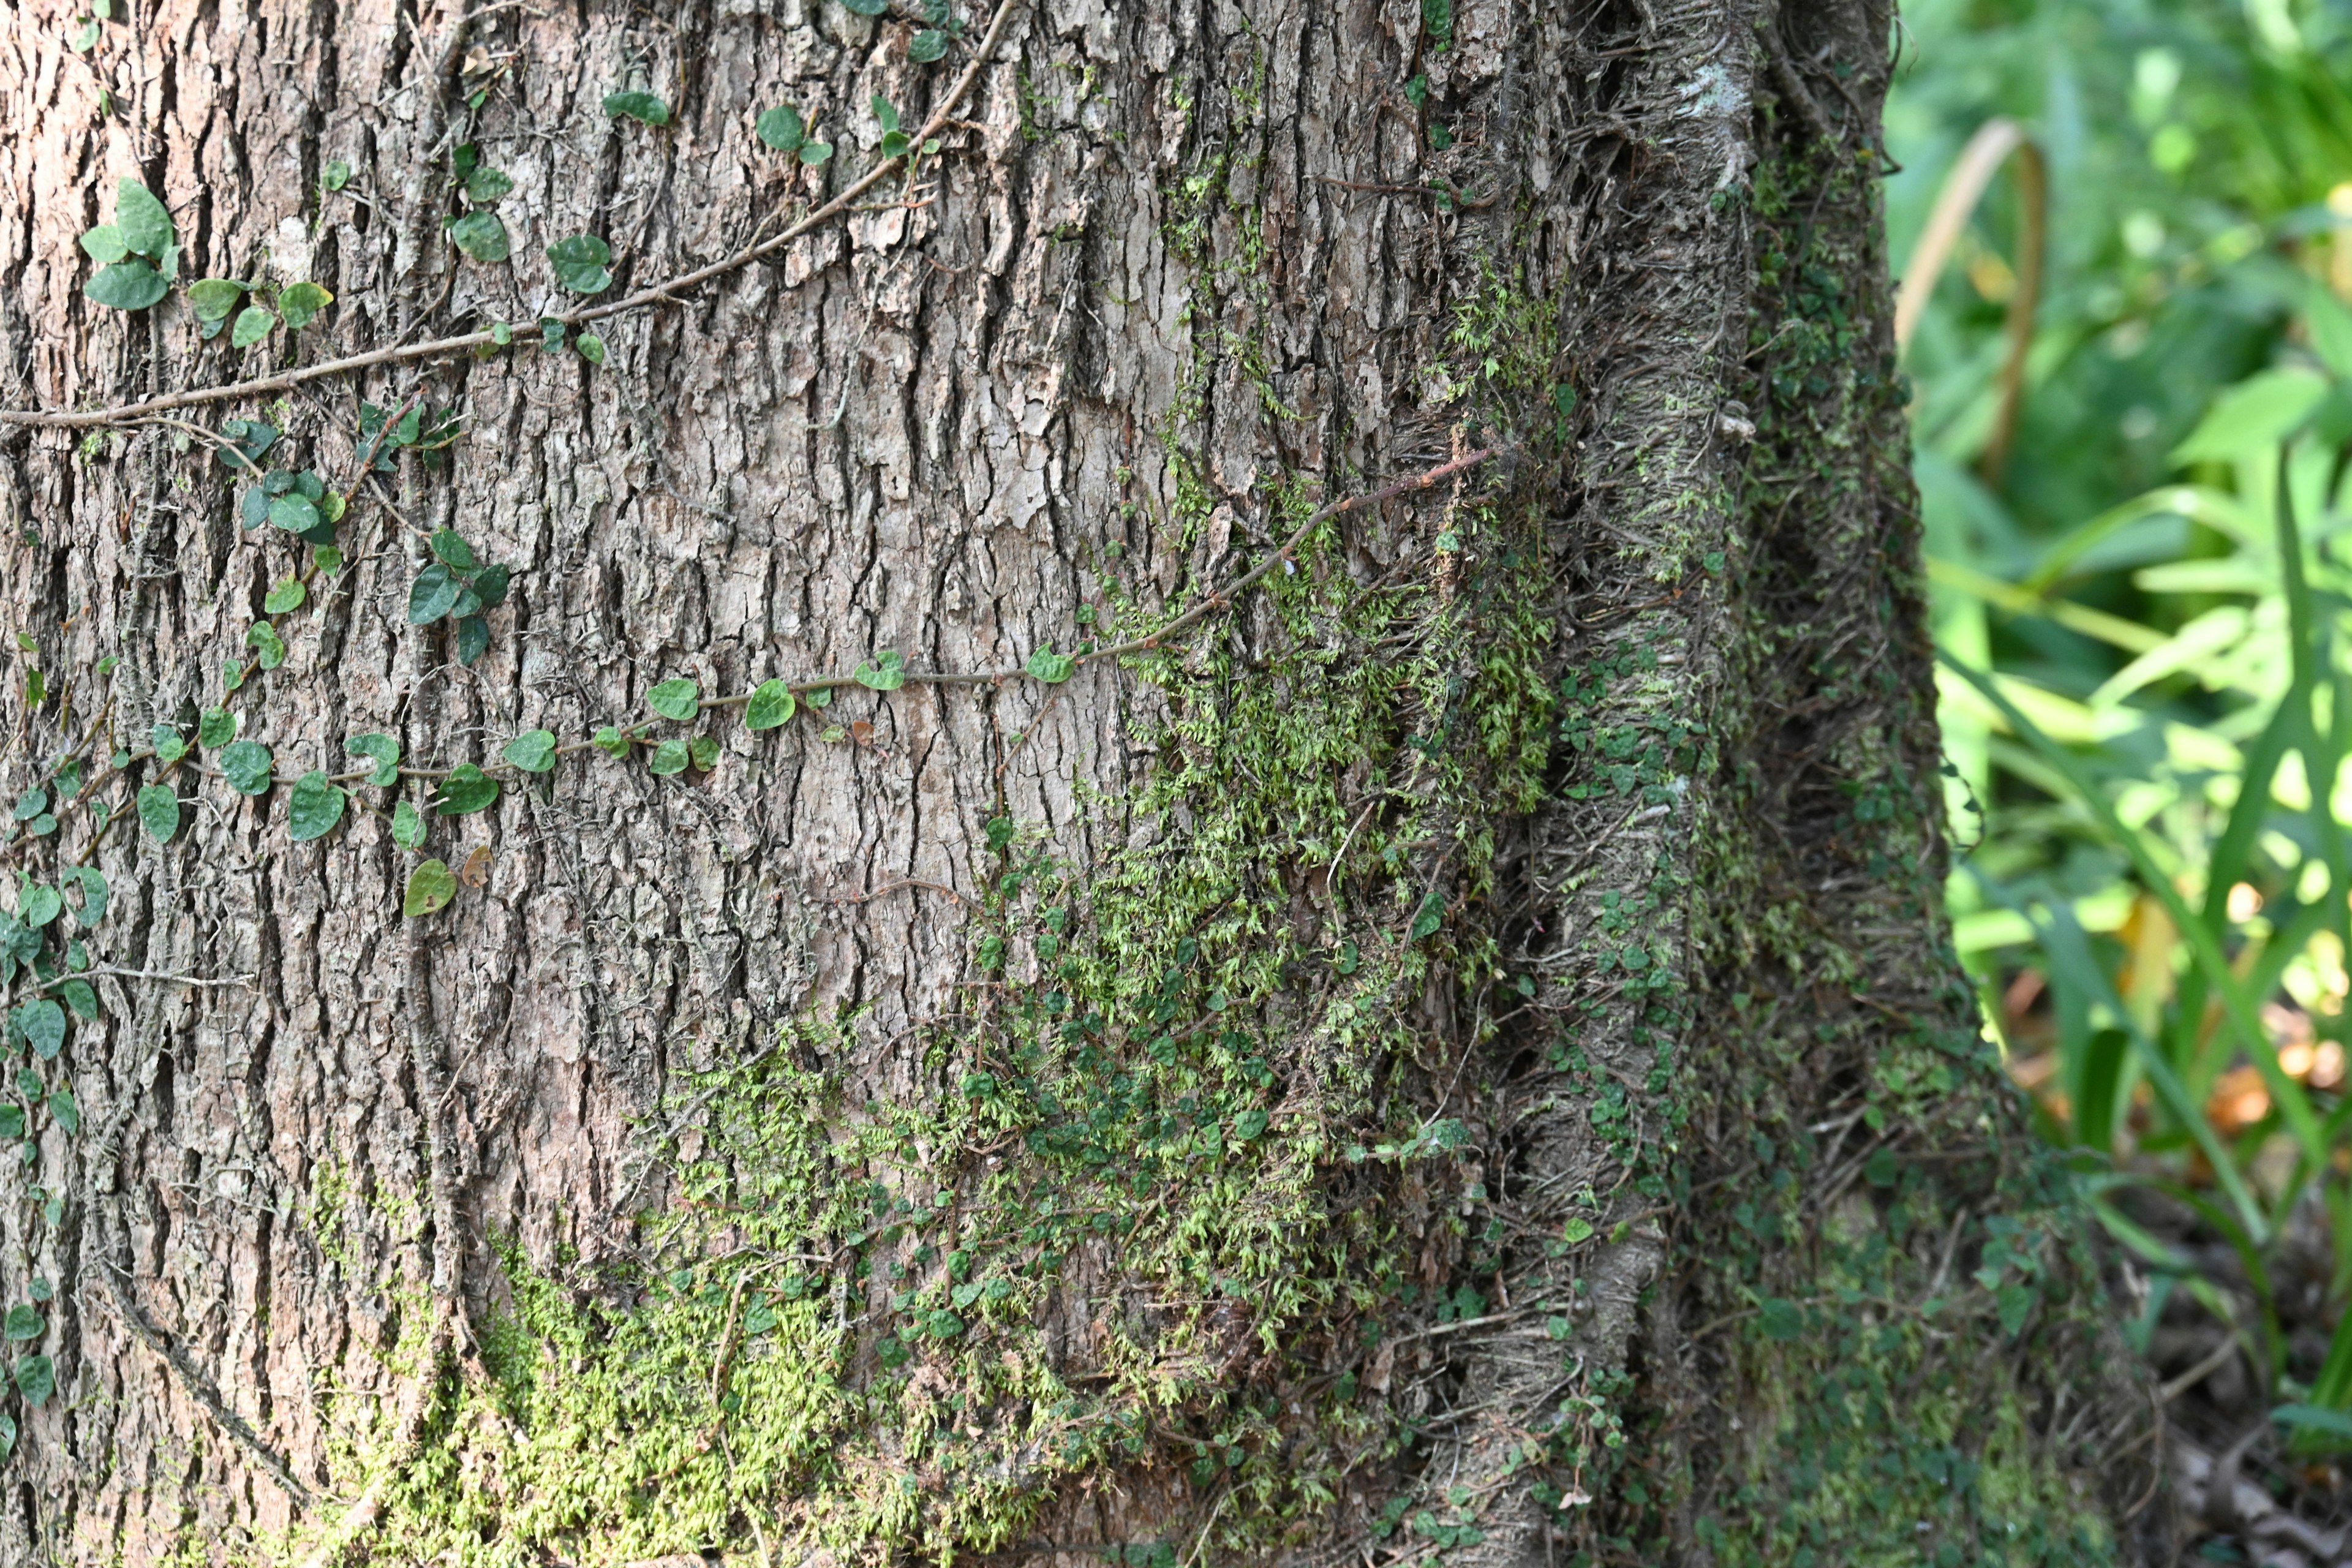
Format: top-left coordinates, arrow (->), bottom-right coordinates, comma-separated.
264,579 -> 306,614
404,860 -> 457,917
1410,893 -> 1444,941
430,529 -> 478,570
546,234 -> 613,295
409,563 -> 462,624
472,564 -> 511,609
448,210 -> 511,263
1233,1109 -> 1269,1141
198,707 -> 236,748
221,741 -> 274,796
1758,1298 -> 1804,1342
455,615 -> 491,666
78,224 -> 128,265
688,736 -> 720,771
647,679 -> 701,721
854,650 -> 907,691
592,726 -> 632,759
17,1001 -> 63,1061
1025,647 -> 1076,684
604,90 -> 671,126
13,1355 -> 53,1407
268,492 -> 322,535
287,772 -> 345,842
799,141 -> 834,167
744,680 -> 797,730
85,260 -> 167,311
432,764 -> 500,816
503,729 -> 557,773
56,979 -> 99,1021
45,1090 -> 76,1136
648,739 -> 691,776
462,165 -> 513,203
114,179 -> 174,257
840,0 -> 888,13
230,306 -> 276,349
322,159 -> 352,192
66,867 -> 106,925
575,333 -> 606,366
17,886 -> 59,929
137,784 -> 180,843
391,799 -> 426,851
277,281 -> 333,330
872,94 -> 900,134
10,791 -> 43,823
756,105 -> 806,151
247,621 -> 287,671
345,733 -> 401,786
909,29 -> 949,62
186,277 -> 246,322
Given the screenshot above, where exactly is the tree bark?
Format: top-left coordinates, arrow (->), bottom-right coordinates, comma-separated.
0,0 -> 2161,1564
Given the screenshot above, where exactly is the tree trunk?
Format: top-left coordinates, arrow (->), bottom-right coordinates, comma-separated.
0,0 -> 2161,1563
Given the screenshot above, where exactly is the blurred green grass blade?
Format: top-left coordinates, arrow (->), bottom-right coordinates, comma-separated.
1941,652 -> 2327,1186
1925,555 -> 2165,654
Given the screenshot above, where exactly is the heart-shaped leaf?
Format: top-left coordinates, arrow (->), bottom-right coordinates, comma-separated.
448,209 -> 511,263
137,784 -> 180,843
503,729 -> 558,774
113,179 -> 174,257
647,679 -> 701,720
220,740 -> 274,796
546,234 -> 613,295
745,679 -> 797,730
604,90 -> 671,126
404,860 -> 458,917
287,772 -> 345,842
84,260 -> 167,311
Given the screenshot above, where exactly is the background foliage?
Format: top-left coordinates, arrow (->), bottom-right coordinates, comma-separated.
1896,0 -> 2352,1469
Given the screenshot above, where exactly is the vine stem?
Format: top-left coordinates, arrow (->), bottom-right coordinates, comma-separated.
0,0 -> 1025,430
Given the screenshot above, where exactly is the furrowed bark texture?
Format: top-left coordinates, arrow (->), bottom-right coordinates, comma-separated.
0,0 -> 2160,1564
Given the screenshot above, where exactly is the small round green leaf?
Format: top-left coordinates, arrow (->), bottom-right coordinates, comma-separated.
345,732 -> 401,787
221,740 -> 274,796
230,305 -> 276,348
448,209 -> 511,263
799,141 -> 834,166
648,739 -> 691,776
56,979 -> 99,1021
575,333 -> 606,366
546,234 -> 614,295
78,224 -> 128,264
0,1306 -> 33,1343
264,579 -> 307,614
408,563 -> 462,624
45,1090 -> 75,1136
186,277 -> 246,322
840,0 -> 887,13
909,29 -> 948,62
11,791 -> 44,823
462,165 -> 513,203
322,159 -> 352,191
198,706 -> 236,748
756,105 -> 806,151
391,799 -> 427,850
854,650 -> 907,691
17,1001 -> 63,1061
277,281 -> 333,330
113,179 -> 175,257
503,729 -> 558,774
66,867 -> 107,926
18,887 -> 59,929
744,679 -> 797,730
287,772 -> 346,842
592,726 -> 632,759
432,764 -> 500,816
429,529 -> 478,570
604,90 -> 671,126
137,783 -> 180,843
84,260 -> 167,311
13,1355 -> 53,1407
268,492 -> 322,534
647,679 -> 701,721
404,860 -> 458,918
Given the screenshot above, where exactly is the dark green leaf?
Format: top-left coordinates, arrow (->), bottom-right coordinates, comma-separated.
391,799 -> 426,851
277,281 -> 333,330
840,0 -> 887,13
247,621 -> 287,671
462,165 -> 513,204
8,1306 -> 48,1343
56,979 -> 98,1021
221,740 -> 273,796
186,277 -> 245,322
198,707 -> 235,748
287,772 -> 345,842
137,783 -> 179,843
13,1355 -> 53,1406
85,260 -> 167,311
44,1091 -> 75,1136
1233,1108 -> 1269,1141
454,615 -> 491,666
18,886 -> 59,929
1411,894 -> 1444,941
872,94 -> 900,134
592,726 -> 632,759
909,29 -> 948,61
115,179 -> 173,257
78,224 -> 127,264
472,564 -> 511,608
575,333 -> 606,365
409,564 -> 462,624
0,1109 -> 18,1143
1758,1298 -> 1803,1341
448,210 -> 511,262
268,492 -> 322,535
546,234 -> 613,295
503,729 -> 558,773
345,733 -> 401,786
745,679 -> 797,729
12,791 -> 43,823
404,859 -> 458,917
756,105 -> 806,151
17,1002 -> 63,1062
649,739 -> 691,776
604,90 -> 671,126
431,529 -> 478,570
432,764 -> 500,816
647,679 -> 701,720
688,735 -> 720,771
264,579 -> 306,614
66,867 -> 106,926
230,305 -> 276,348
